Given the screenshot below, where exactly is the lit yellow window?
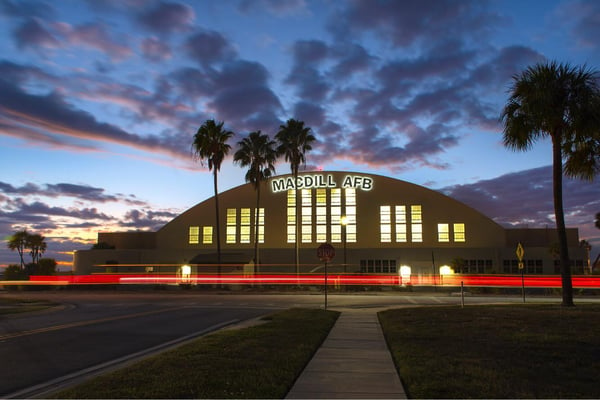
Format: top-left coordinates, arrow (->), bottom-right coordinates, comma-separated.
345,188 -> 356,205
287,207 -> 296,224
189,226 -> 199,244
287,190 -> 296,206
331,188 -> 341,205
380,205 -> 391,243
240,208 -> 251,225
438,223 -> 450,242
331,224 -> 341,243
287,225 -> 295,243
301,189 -> 311,206
316,207 -> 327,224
302,207 -> 312,224
316,188 -> 327,205
411,205 -> 422,242
226,208 -> 237,244
202,226 -> 213,244
316,225 -> 327,242
240,226 -> 251,243
257,208 -> 265,243
302,225 -> 312,243
454,223 -> 465,242
395,206 -> 407,242
411,223 -> 423,242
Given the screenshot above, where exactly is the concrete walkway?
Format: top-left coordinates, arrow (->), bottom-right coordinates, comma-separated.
286,309 -> 407,399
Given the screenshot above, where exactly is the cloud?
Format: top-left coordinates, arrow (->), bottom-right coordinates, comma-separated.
238,0 -> 308,16
184,30 -> 238,66
0,0 -> 55,18
52,22 -> 133,61
141,36 -> 172,62
138,1 -> 195,34
13,17 -> 61,50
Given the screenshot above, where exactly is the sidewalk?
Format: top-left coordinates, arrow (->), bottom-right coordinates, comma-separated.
286,309 -> 407,399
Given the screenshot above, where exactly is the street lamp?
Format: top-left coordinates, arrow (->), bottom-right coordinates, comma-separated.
341,215 -> 348,273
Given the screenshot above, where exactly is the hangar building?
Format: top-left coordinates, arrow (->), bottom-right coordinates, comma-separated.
73,171 -> 586,277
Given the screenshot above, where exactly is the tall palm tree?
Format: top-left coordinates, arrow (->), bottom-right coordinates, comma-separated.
233,131 -> 278,271
192,119 -> 234,279
500,61 -> 600,306
27,233 -> 47,265
7,229 -> 28,269
275,119 -> 316,278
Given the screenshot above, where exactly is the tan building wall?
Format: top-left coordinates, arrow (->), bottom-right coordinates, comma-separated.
74,171 -> 586,276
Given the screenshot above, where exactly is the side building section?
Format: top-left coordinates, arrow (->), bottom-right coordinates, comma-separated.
74,171 -> 587,276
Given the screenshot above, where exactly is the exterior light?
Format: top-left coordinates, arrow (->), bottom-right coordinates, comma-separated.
400,265 -> 411,285
439,265 -> 454,275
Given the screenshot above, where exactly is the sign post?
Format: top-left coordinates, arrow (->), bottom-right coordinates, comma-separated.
516,242 -> 525,303
317,243 -> 335,310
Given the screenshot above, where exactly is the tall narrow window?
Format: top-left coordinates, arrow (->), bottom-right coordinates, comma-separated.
411,205 -> 422,242
454,223 -> 465,242
345,188 -> 357,243
316,189 -> 327,242
287,190 -> 296,243
380,205 -> 391,242
240,208 -> 251,244
395,205 -> 407,242
202,226 -> 213,244
226,208 -> 237,244
188,226 -> 199,244
330,188 -> 342,243
437,223 -> 450,242
301,189 -> 312,243
256,208 -> 265,243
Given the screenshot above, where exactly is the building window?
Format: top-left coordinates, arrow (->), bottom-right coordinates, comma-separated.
395,205 -> 407,242
256,208 -> 265,244
360,259 -> 397,273
202,226 -> 213,244
411,205 -> 422,242
316,189 -> 327,243
302,189 -> 312,243
453,223 -> 465,242
438,223 -> 449,242
226,208 -> 237,244
287,190 -> 296,243
240,208 -> 251,243
189,226 -> 199,244
345,188 -> 357,243
380,205 -> 392,242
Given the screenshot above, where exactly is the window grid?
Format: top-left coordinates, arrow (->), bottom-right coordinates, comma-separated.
189,226 -> 199,244
380,205 -> 392,243
226,208 -> 237,244
287,190 -> 296,243
454,223 -> 465,242
411,205 -> 423,242
302,189 -> 312,243
395,206 -> 407,242
438,223 -> 450,242
240,208 -> 251,243
202,226 -> 213,244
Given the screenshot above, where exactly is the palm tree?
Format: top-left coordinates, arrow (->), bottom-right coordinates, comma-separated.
192,119 -> 234,279
500,61 -> 600,306
7,229 -> 28,269
275,119 -> 316,278
233,131 -> 278,271
27,233 -> 47,265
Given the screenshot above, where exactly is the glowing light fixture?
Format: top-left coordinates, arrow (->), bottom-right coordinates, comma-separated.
400,265 -> 412,285
439,265 -> 454,275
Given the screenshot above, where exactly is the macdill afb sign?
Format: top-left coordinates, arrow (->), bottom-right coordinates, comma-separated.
270,174 -> 373,193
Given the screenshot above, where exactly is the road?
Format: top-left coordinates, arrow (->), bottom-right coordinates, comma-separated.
0,289 -> 589,397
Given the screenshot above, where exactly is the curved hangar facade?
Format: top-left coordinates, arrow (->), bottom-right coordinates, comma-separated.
74,171 -> 585,276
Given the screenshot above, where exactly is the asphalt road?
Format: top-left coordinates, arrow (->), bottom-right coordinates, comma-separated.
0,289 -> 589,397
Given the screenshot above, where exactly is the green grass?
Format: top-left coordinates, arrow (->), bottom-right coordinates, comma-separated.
0,297 -> 58,315
52,308 -> 339,399
379,304 -> 600,399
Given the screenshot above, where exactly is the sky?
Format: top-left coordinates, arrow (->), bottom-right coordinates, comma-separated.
1,0 -> 599,269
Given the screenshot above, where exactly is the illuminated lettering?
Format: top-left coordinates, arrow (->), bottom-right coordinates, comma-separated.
271,174 -> 373,193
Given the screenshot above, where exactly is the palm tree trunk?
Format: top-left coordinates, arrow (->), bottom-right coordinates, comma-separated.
552,136 -> 574,306
213,169 -> 222,285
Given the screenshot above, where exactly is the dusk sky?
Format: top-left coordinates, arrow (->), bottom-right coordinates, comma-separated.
1,0 -> 599,269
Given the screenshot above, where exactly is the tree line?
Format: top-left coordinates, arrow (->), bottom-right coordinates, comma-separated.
5,229 -> 57,279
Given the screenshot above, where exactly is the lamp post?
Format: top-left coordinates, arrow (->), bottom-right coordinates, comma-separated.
341,215 -> 348,273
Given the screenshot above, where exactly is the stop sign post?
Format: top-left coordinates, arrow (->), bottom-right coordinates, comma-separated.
317,243 -> 335,310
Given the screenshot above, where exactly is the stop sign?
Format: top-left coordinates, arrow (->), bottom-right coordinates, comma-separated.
317,243 -> 335,262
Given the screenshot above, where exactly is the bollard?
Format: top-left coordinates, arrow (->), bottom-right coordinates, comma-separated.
461,281 -> 465,308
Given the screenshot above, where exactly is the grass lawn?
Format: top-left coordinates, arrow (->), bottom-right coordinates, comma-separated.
379,304 -> 600,399
52,308 -> 339,399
